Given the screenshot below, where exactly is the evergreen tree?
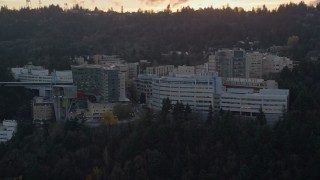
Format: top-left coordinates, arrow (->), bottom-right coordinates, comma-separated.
161,98 -> 172,119
172,101 -> 184,121
184,104 -> 192,121
206,105 -> 213,125
256,107 -> 267,125
139,93 -> 146,104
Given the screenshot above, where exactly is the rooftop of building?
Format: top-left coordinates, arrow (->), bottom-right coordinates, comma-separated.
224,88 -> 289,96
154,72 -> 220,81
1,120 -> 18,127
223,77 -> 267,83
71,64 -> 118,70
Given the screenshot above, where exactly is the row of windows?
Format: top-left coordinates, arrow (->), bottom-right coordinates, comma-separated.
221,105 -> 282,111
155,81 -> 214,85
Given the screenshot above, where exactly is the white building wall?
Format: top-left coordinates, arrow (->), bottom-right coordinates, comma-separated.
151,74 -> 222,112
11,65 -> 73,83
93,55 -> 124,65
83,101 -> 117,126
128,62 -> 139,79
246,52 -> 264,78
119,72 -> 127,102
176,65 -> 195,75
154,65 -> 174,76
208,55 -> 216,73
220,89 -> 289,116
195,63 -> 208,75
136,74 -> 157,104
55,71 -> 73,82
246,52 -> 293,78
31,69 -> 49,76
145,67 -> 154,75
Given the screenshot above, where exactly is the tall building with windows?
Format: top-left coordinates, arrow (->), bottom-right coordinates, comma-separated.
246,52 -> 264,78
208,54 -> 216,73
151,73 -> 222,112
128,62 -> 139,79
71,64 -> 126,103
208,49 -> 246,78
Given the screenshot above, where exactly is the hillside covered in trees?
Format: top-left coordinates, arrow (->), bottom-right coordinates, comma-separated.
0,2 -> 320,69
1,100 -> 320,179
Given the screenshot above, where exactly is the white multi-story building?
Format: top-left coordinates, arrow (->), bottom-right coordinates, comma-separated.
128,62 -> 139,79
151,73 -> 222,112
11,63 -> 73,83
145,67 -> 155,75
263,54 -> 293,74
136,74 -> 158,104
220,88 -> 289,118
93,55 -> 124,65
174,65 -> 195,75
54,71 -> 73,82
195,63 -> 209,75
208,55 -> 216,73
74,56 -> 86,65
11,63 -> 73,97
246,52 -> 293,78
145,65 -> 174,76
0,120 -> 17,143
246,52 -> 263,78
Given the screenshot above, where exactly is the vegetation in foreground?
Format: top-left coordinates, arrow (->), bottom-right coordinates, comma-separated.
1,101 -> 320,180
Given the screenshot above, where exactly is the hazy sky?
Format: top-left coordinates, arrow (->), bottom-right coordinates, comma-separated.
0,0 -> 317,12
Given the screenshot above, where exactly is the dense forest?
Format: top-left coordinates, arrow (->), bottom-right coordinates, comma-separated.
1,2 -> 320,180
1,100 -> 320,179
0,2 -> 319,69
